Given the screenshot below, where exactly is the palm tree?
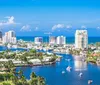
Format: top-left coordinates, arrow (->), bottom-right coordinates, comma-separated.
29,78 -> 38,85
18,70 -> 23,79
30,72 -> 37,79
38,52 -> 43,57
21,75 -> 28,85
37,76 -> 45,85
11,75 -> 18,84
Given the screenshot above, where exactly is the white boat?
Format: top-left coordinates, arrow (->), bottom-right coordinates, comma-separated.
43,48 -> 47,51
66,50 -> 69,54
47,52 -> 53,55
62,71 -> 65,74
7,44 -> 12,49
88,80 -> 93,84
66,66 -> 72,72
79,72 -> 83,77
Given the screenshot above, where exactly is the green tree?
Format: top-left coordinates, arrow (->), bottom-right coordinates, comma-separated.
29,78 -> 38,85
30,72 -> 37,79
37,76 -> 45,85
18,70 -> 23,79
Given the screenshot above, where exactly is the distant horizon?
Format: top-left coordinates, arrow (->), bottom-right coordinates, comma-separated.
1,29 -> 100,37
16,36 -> 100,44
16,36 -> 100,37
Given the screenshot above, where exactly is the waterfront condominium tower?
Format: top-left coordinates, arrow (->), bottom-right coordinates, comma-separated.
2,30 -> 17,44
34,37 -> 43,44
0,31 -> 2,42
56,36 -> 66,45
75,30 -> 88,49
49,36 -> 56,45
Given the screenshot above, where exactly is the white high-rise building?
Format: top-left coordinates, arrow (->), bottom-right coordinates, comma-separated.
34,37 -> 43,44
2,30 -> 17,44
49,36 -> 56,44
56,36 -> 66,45
75,30 -> 88,49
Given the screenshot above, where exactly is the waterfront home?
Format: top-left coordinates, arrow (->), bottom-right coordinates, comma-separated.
29,59 -> 41,65
42,57 -> 52,62
96,58 -> 100,66
12,44 -> 18,48
46,52 -> 53,55
92,53 -> 100,57
94,49 -> 100,53
0,67 -> 8,72
12,60 -> 25,65
27,43 -> 33,49
98,47 -> 100,50
0,59 -> 9,62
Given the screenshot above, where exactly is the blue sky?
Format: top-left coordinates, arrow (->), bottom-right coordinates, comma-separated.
0,0 -> 100,36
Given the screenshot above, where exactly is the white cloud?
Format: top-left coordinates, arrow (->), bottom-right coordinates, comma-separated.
52,24 -> 72,31
81,25 -> 87,29
97,27 -> 100,30
35,27 -> 38,31
0,16 -> 18,26
7,16 -> 15,24
66,25 -> 72,29
52,24 -> 64,31
20,25 -> 31,32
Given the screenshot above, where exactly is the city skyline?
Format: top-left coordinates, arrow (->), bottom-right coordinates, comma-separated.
0,0 -> 100,36
0,1 -> 100,85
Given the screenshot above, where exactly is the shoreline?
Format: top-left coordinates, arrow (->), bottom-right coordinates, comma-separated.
15,62 -> 56,67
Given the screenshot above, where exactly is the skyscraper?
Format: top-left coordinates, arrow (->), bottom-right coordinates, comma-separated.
0,31 -> 2,38
49,36 -> 56,45
0,31 -> 2,42
2,30 -> 17,44
34,37 -> 43,44
8,30 -> 15,38
75,30 -> 88,49
56,36 -> 66,45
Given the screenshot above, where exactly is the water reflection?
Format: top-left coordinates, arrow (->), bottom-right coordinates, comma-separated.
74,60 -> 87,71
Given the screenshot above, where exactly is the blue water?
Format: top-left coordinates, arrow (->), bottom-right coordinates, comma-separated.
17,36 -> 100,44
16,54 -> 100,85
0,46 -> 27,51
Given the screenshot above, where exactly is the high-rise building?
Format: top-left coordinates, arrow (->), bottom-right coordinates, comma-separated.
75,30 -> 88,49
49,36 -> 56,44
8,30 -> 15,38
0,31 -> 2,42
34,37 -> 43,44
56,36 -> 66,45
2,30 -> 17,44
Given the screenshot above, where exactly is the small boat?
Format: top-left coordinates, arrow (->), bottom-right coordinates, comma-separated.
79,72 -> 83,78
66,50 -> 69,54
88,80 -> 93,85
7,44 -> 12,49
66,66 -> 72,72
62,71 -> 65,74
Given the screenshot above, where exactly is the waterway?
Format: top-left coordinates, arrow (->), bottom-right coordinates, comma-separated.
16,54 -> 100,85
